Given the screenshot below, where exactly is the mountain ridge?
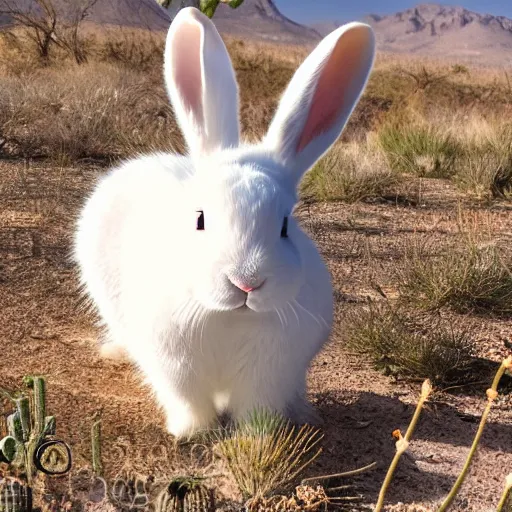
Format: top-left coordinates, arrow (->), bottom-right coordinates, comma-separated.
313,3 -> 512,65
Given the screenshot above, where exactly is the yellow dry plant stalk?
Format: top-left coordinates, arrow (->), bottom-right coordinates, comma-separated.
437,355 -> 512,512
374,379 -> 433,512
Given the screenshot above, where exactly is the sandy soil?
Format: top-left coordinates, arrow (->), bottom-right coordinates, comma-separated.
0,160 -> 511,511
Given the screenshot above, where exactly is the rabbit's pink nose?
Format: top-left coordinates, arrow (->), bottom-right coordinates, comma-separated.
231,280 -> 264,293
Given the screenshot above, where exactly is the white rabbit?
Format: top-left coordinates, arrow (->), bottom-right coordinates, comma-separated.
74,7 -> 375,438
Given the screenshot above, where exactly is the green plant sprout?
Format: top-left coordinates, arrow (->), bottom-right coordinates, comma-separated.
157,0 -> 244,18
200,0 -> 244,18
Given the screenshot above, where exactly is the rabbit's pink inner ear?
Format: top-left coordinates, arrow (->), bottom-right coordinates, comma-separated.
172,20 -> 204,125
297,27 -> 372,153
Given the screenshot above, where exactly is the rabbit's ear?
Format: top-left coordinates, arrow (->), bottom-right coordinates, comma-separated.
164,7 -> 240,156
263,23 -> 375,183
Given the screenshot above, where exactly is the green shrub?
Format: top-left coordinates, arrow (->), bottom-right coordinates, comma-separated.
344,303 -> 474,385
454,125 -> 512,200
300,142 -> 400,203
378,123 -> 460,178
398,239 -> 512,316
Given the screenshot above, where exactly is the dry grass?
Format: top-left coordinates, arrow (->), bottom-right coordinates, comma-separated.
0,25 -> 511,202
397,236 -> 512,316
452,120 -> 512,200
344,302 -> 474,385
0,63 -> 182,161
300,141 -> 401,203
378,122 -> 461,178
213,410 -> 323,499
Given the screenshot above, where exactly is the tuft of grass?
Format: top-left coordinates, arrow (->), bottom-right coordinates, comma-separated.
378,123 -> 460,178
344,303 -> 474,385
398,238 -> 512,316
300,142 -> 401,203
454,124 -> 512,200
0,64 -> 182,160
213,409 -> 323,499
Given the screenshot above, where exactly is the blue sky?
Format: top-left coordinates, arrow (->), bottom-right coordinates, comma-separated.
275,1 -> 512,24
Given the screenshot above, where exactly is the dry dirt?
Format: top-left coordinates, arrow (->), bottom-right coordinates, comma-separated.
0,159 -> 511,511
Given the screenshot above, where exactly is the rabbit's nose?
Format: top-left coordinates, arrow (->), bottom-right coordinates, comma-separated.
230,279 -> 264,293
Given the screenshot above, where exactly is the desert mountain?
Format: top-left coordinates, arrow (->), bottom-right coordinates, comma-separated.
314,3 -> 512,66
0,0 -> 320,44
212,0 -> 320,44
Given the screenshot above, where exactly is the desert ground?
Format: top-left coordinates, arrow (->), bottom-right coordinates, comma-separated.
0,22 -> 512,512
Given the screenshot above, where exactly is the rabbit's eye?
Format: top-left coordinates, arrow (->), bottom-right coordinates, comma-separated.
281,216 -> 288,238
196,210 -> 205,231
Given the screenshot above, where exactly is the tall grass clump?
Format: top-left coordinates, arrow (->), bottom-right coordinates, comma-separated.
378,122 -> 460,178
213,410 -> 323,499
300,141 -> 400,203
454,123 -> 512,200
344,302 -> 474,385
0,64 -> 181,160
398,238 -> 512,316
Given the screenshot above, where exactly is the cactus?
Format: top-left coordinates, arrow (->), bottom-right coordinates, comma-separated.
0,478 -> 33,512
30,377 -> 46,436
156,478 -> 213,512
15,399 -> 30,444
110,472 -> 151,510
0,377 -> 71,485
0,437 -> 16,464
6,414 -> 22,445
43,417 -> 56,437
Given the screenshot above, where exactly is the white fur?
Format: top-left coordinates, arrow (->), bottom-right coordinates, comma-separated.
74,8 -> 375,437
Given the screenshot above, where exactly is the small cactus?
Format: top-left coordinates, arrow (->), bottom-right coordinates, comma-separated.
156,477 -> 213,512
0,478 -> 33,512
0,437 -> 16,464
110,471 -> 151,511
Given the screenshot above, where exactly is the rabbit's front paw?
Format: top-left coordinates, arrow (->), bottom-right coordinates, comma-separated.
99,342 -> 128,361
164,399 -> 215,439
